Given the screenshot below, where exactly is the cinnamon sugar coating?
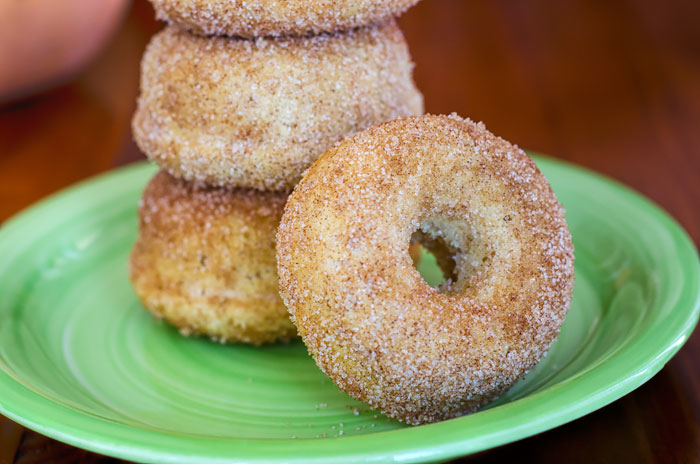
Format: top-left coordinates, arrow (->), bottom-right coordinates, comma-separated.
130,171 -> 295,344
132,23 -> 423,191
276,114 -> 575,424
148,0 -> 421,38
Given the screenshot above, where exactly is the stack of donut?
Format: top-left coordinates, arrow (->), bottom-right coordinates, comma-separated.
129,1 -> 424,344
129,1 -> 575,426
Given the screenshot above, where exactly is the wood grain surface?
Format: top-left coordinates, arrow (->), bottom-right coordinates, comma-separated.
0,0 -> 698,462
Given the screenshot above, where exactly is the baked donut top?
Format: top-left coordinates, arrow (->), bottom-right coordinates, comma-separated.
149,0 -> 421,38
139,171 -> 287,233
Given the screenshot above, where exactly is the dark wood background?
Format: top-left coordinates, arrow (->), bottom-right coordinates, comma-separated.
1,0 -> 698,462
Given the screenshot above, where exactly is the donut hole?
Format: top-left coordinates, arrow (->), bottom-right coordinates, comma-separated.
410,232 -> 455,288
410,218 -> 490,294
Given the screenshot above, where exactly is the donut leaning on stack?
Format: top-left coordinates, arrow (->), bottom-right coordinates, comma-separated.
129,2 -> 424,343
276,114 -> 575,423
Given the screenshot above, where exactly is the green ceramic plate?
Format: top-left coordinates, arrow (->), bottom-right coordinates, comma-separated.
0,157 -> 698,464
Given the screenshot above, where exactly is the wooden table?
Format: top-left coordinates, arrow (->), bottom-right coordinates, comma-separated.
1,0 -> 698,462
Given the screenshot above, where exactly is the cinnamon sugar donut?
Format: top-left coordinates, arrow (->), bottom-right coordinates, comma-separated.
148,0 -> 421,38
276,114 -> 574,424
129,171 -> 295,345
132,22 -> 423,191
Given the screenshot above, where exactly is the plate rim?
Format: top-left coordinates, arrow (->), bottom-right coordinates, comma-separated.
0,157 -> 698,464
